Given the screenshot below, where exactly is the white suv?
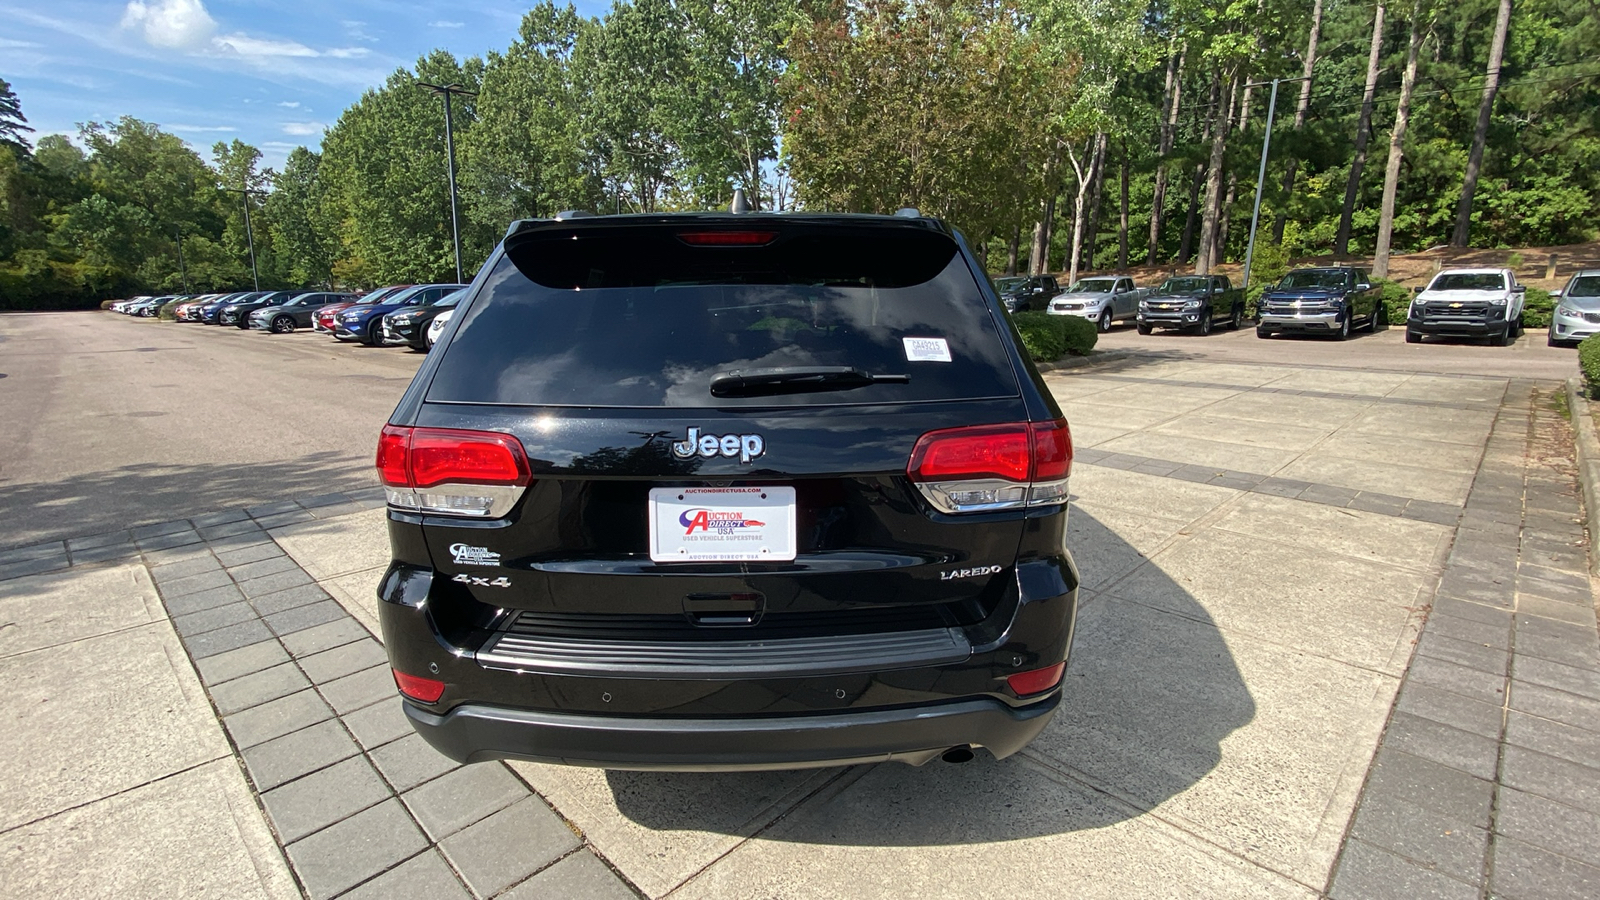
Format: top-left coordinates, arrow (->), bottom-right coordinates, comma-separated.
1406,267 -> 1525,346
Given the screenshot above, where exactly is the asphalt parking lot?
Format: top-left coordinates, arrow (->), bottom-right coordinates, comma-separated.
2,311 -> 1597,899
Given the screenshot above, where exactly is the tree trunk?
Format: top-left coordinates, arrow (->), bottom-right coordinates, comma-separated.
1373,1 -> 1427,278
1148,47 -> 1185,264
1337,0 -> 1388,256
1450,0 -> 1512,247
1179,161 -> 1203,264
1082,132 -> 1109,273
1215,80 -> 1251,270
1029,157 -> 1056,274
1274,0 -> 1324,243
1065,138 -> 1095,287
1006,226 -> 1020,275
1118,138 -> 1131,269
1196,74 -> 1234,275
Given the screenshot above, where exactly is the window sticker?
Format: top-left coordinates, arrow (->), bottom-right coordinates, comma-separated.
902,336 -> 952,363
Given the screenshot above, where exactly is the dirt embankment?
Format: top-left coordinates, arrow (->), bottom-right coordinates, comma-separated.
1073,241 -> 1600,290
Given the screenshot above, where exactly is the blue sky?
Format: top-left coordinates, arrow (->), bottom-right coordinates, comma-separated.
2,0 -> 608,171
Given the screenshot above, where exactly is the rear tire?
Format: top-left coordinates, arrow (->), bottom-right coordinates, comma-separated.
1229,305 -> 1242,330
271,316 -> 294,334
1405,329 -> 1421,344
1098,309 -> 1113,332
1370,304 -> 1386,331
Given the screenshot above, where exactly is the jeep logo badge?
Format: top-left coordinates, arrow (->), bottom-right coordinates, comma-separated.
671,427 -> 765,464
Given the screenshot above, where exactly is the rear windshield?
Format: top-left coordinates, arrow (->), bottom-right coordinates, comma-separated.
426,224 -> 1019,408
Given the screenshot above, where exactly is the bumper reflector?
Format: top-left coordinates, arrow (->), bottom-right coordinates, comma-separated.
1006,662 -> 1066,697
393,669 -> 446,703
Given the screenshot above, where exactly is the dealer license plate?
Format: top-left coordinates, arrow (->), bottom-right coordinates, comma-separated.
648,487 -> 797,563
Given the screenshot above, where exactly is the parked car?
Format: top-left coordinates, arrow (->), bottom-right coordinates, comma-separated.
335,283 -> 464,345
994,274 -> 1060,313
1136,274 -> 1245,335
1406,267 -> 1525,346
314,285 -> 412,334
1048,276 -> 1147,331
109,297 -> 146,313
219,291 -> 297,327
248,292 -> 357,333
380,289 -> 467,350
377,210 -> 1079,771
128,295 -> 177,317
199,292 -> 262,324
425,308 -> 454,349
1547,270 -> 1600,347
175,295 -> 224,321
1255,267 -> 1383,340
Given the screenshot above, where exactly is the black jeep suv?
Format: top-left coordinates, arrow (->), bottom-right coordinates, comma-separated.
376,211 -> 1080,771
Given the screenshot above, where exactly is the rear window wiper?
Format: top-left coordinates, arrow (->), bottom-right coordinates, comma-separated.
709,366 -> 910,398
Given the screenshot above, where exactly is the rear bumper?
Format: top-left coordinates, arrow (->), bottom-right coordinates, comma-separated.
405,693 -> 1060,770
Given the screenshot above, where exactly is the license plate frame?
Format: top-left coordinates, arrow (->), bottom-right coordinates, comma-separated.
648,486 -> 797,563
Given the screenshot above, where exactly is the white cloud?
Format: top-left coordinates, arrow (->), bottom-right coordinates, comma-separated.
121,0 -> 217,50
165,123 -> 238,132
214,33 -> 316,58
324,47 -> 371,59
0,38 -> 44,49
341,20 -> 379,43
276,101 -> 301,108
280,121 -> 325,136
429,21 -> 465,29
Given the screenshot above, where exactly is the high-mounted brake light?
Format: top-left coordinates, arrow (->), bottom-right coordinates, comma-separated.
377,425 -> 532,518
393,668 -> 446,703
907,419 -> 1073,514
676,231 -> 778,246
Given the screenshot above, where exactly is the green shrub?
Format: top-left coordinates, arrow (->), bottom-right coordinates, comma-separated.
99,299 -> 116,310
158,298 -> 185,320
1375,279 -> 1414,327
1011,311 -> 1097,362
1522,287 -> 1553,329
1580,334 -> 1600,397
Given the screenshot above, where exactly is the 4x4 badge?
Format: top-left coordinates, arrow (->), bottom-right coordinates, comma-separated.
671,427 -> 765,464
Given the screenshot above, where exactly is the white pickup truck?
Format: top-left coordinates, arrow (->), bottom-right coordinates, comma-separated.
1047,276 -> 1150,332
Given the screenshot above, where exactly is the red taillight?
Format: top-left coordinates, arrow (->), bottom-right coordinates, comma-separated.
393,669 -> 445,703
1006,662 -> 1066,696
909,424 -> 1032,482
375,426 -> 531,488
676,231 -> 778,246
1031,419 -> 1073,480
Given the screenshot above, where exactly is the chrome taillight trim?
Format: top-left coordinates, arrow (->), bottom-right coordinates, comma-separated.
385,483 -> 525,518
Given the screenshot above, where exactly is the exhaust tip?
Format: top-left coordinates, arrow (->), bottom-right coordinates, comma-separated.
941,746 -> 975,764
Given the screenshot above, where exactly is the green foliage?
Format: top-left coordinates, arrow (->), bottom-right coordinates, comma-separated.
1011,311 -> 1098,361
157,297 -> 184,320
1522,286 -> 1554,328
1580,334 -> 1600,397
1375,280 -> 1417,330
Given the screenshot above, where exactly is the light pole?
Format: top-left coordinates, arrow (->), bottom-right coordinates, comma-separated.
222,186 -> 266,290
173,226 -> 190,292
1241,76 -> 1310,291
417,81 -> 476,284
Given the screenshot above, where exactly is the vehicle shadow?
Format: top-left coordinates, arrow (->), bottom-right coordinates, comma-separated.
601,508 -> 1255,846
0,453 -> 375,549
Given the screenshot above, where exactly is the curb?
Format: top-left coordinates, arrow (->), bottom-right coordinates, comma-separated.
1563,376 -> 1600,575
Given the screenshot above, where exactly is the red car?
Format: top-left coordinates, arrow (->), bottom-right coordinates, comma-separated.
314,285 -> 412,334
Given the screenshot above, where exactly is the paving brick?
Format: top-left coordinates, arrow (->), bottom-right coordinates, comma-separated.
320,663 -> 397,715
298,492 -> 355,509
214,542 -> 285,568
224,688 -> 334,749
68,543 -> 139,564
1513,630 -> 1600,669
198,519 -> 265,541
1518,594 -> 1598,628
1406,654 -> 1509,707
440,797 -> 580,898
1517,576 -> 1595,607
1509,681 -> 1600,733
1402,500 -> 1462,526
148,554 -> 221,583
285,799 -> 428,900
1329,839 -> 1479,900
1396,682 -> 1505,739
0,556 -> 70,581
1426,611 -> 1512,650
344,698 -> 412,750
1296,484 -> 1360,507
183,618 -> 275,659
340,850 -> 471,900
298,639 -> 388,685
1349,492 -> 1410,516
1501,744 -> 1600,814
306,501 -> 369,520
136,530 -> 203,552
241,719 -> 360,791
192,509 -> 252,527
1348,797 -> 1487,887
196,640 -> 291,686
1490,835 -> 1600,900
250,583 -> 332,617
370,732 -> 462,792
1496,787 -> 1600,869
1383,711 -> 1500,780
65,531 -> 132,551
1362,749 -> 1495,828
246,500 -> 303,518
282,618 -> 370,657
1430,596 -> 1513,628
130,520 -> 193,539
266,599 -> 347,637
143,545 -> 213,567
403,763 -> 528,840
163,583 -> 248,617
500,851 -> 637,900
209,661 -> 311,716
227,554 -> 300,582
239,568 -> 316,600
1512,655 -> 1600,701
254,509 -> 317,529
158,568 -> 235,599
261,755 -> 391,843
1435,572 -> 1516,608
206,530 -> 274,553
172,601 -> 258,638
